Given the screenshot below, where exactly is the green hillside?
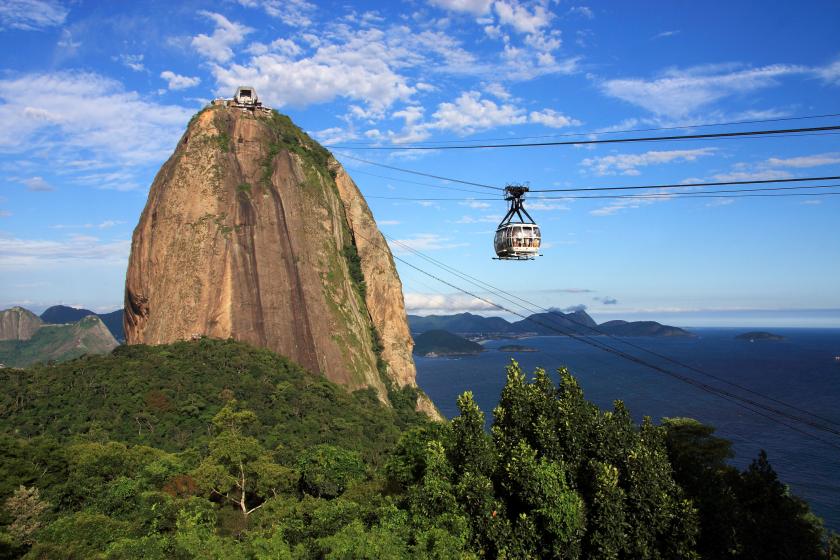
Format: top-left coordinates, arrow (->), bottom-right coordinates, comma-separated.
0,340 -> 834,559
0,316 -> 117,368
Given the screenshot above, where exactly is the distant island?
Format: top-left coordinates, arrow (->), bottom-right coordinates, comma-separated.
413,329 -> 484,357
735,331 -> 786,342
498,344 -> 539,353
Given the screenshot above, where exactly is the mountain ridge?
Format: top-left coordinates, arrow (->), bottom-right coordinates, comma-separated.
408,309 -> 692,337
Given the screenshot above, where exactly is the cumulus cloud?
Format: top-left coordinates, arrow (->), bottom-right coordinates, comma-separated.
160,71 -> 201,91
581,148 -> 716,176
554,304 -> 587,313
601,64 -> 806,117
816,59 -> 840,86
238,0 -> 316,27
21,176 -> 54,191
191,11 -> 253,63
494,0 -> 551,34
404,292 -> 497,313
0,233 -> 130,269
529,109 -> 580,128
766,152 -> 840,168
567,6 -> 594,19
390,233 -> 468,252
428,0 -> 493,15
0,0 -> 67,31
431,91 -> 527,132
0,72 -> 192,189
593,296 -> 618,305
116,54 -> 146,72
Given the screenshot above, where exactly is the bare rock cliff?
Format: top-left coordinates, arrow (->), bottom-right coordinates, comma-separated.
0,307 -> 42,341
125,106 -> 437,416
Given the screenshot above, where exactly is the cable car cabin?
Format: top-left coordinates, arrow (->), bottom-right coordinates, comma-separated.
493,185 -> 542,260
494,224 -> 541,259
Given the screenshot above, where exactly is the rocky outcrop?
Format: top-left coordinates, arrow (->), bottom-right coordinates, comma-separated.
0,307 -> 42,341
0,314 -> 118,367
125,106 -> 438,417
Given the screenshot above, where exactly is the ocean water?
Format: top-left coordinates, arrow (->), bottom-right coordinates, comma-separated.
415,328 -> 840,532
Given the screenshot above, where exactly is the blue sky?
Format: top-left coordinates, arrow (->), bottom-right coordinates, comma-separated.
0,0 -> 838,327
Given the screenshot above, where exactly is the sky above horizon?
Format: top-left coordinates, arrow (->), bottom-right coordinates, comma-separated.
0,0 -> 839,327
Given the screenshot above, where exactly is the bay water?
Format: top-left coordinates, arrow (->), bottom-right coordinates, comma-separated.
415,328 -> 840,531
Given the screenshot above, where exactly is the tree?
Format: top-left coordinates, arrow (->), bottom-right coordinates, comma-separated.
298,445 -> 366,499
192,403 -> 294,516
4,485 -> 49,545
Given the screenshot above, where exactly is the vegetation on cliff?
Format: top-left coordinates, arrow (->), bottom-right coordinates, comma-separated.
0,341 -> 835,558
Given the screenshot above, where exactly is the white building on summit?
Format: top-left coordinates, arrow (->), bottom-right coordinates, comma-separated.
212,86 -> 271,113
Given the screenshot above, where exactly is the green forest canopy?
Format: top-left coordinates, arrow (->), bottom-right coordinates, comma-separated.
0,338 -> 836,559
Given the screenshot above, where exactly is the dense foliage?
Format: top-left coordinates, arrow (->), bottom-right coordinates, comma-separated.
0,341 -> 835,558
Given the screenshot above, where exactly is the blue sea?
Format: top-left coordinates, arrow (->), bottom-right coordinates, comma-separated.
415,328 -> 840,532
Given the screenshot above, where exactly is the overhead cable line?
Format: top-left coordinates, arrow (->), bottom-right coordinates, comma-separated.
384,234 -> 840,433
335,152 -> 503,191
530,175 -> 840,193
326,112 -> 840,147
327,124 -> 840,151
365,189 -> 840,203
337,152 -> 840,195
378,241 -> 840,451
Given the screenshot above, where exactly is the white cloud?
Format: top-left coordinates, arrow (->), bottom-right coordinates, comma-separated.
527,200 -> 569,211
430,91 -> 526,133
766,152 -> 840,168
428,0 -> 493,15
21,176 -> 54,191
238,0 -> 316,27
652,30 -> 680,40
0,0 -> 67,31
710,169 -> 793,182
581,148 -> 716,176
454,214 -> 501,224
0,210 -> 11,218
0,233 -> 129,269
0,72 -> 192,188
494,0 -> 551,34
378,219 -> 401,225
484,82 -> 512,100
116,54 -> 146,72
705,198 -> 735,208
816,59 -> 840,86
160,70 -> 201,91
191,11 -> 253,63
567,6 -> 594,19
601,64 -> 806,117
799,199 -> 823,206
390,233 -> 468,252
460,200 -> 492,209
529,109 -> 581,128
404,292 -> 497,313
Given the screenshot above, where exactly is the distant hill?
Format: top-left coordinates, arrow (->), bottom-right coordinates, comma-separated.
0,314 -> 118,367
40,305 -> 125,342
0,307 -> 42,341
409,309 -> 688,338
509,309 -> 598,335
39,304 -> 95,324
408,312 -> 512,334
735,331 -> 785,341
599,320 -> 693,337
413,329 -> 484,356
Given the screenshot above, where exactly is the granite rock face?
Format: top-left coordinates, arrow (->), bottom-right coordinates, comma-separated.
125,106 -> 437,416
0,307 -> 42,341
